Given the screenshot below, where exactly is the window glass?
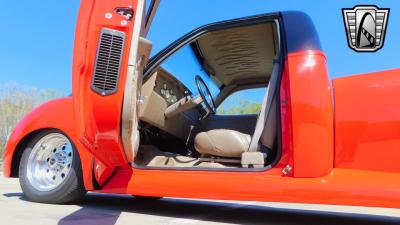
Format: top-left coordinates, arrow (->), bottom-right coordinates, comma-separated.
217,88 -> 266,115
159,45 -> 219,97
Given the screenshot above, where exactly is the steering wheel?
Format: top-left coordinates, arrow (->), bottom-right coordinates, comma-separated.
195,75 -> 216,114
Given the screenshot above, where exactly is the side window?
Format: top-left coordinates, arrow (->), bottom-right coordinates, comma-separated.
217,88 -> 266,115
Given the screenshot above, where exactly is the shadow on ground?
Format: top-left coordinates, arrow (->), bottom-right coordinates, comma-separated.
4,192 -> 400,225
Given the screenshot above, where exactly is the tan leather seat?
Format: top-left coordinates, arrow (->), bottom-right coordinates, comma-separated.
193,85 -> 277,159
194,58 -> 279,160
194,129 -> 251,157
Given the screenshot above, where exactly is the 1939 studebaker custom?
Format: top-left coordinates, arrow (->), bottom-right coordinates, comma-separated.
3,0 -> 400,208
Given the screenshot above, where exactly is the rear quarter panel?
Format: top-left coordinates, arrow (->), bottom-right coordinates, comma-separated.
333,69 -> 400,172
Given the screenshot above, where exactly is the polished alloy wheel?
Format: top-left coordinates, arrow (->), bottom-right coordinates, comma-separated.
26,133 -> 74,191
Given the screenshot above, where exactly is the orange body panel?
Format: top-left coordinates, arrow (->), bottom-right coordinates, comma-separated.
3,1 -> 400,209
333,69 -> 400,173
71,0 -> 138,185
72,0 -> 137,169
100,166 -> 400,208
2,98 -> 95,190
97,51 -> 400,208
3,0 -> 138,190
285,51 -> 334,178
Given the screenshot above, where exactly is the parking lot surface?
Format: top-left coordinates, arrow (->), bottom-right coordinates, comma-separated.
1,175 -> 400,225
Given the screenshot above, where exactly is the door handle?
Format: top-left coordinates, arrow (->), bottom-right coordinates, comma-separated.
115,7 -> 134,21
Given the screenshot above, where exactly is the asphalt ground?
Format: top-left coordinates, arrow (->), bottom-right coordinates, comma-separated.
1,175 -> 400,225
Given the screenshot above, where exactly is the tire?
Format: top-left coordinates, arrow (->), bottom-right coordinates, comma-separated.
19,129 -> 86,204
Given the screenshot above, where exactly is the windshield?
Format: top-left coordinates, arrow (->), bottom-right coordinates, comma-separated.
159,44 -> 220,97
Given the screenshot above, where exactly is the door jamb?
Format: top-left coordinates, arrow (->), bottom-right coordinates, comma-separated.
133,13 -> 288,172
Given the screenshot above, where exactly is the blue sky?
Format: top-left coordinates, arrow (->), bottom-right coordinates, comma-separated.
0,0 -> 399,95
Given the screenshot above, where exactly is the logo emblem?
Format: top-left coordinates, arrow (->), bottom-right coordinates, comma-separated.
342,5 -> 389,52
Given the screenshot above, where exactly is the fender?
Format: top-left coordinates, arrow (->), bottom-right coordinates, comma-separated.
2,97 -> 95,190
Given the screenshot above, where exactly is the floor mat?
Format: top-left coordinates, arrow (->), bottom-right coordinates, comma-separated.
135,145 -> 235,168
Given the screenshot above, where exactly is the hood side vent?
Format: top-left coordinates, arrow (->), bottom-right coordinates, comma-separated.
91,29 -> 126,96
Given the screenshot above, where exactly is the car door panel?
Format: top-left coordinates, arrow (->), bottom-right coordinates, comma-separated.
72,0 -> 144,177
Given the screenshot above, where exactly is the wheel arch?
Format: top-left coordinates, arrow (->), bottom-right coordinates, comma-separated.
10,128 -> 47,177
3,97 -> 95,190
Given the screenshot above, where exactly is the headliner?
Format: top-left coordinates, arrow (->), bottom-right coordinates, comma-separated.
191,23 -> 277,88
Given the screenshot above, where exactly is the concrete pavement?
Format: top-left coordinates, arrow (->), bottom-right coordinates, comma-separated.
1,175 -> 400,225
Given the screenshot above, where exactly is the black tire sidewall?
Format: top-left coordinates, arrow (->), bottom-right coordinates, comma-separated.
19,129 -> 85,204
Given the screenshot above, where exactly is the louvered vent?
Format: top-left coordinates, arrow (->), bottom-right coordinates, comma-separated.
91,29 -> 125,96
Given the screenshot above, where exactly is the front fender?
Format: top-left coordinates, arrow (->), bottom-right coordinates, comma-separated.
2,97 -> 94,190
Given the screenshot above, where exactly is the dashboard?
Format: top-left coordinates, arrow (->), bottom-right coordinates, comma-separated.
160,83 -> 178,104
139,67 -> 196,139
152,68 -> 190,105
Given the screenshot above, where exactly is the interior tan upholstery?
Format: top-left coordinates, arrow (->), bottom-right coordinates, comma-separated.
193,57 -> 280,161
196,23 -> 276,87
193,22 -> 279,160
139,70 -> 192,139
194,89 -> 278,159
135,145 -> 232,168
260,96 -> 277,149
164,95 -> 202,119
121,36 -> 152,162
194,129 -> 251,157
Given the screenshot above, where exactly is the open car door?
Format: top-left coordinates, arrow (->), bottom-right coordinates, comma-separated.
73,0 -> 157,184
121,0 -> 158,162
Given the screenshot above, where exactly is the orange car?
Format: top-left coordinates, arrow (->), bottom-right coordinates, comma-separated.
3,0 -> 400,208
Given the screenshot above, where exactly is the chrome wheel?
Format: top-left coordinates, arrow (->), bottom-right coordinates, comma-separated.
26,133 -> 74,191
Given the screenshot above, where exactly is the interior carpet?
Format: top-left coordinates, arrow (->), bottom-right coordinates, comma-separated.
134,145 -> 234,168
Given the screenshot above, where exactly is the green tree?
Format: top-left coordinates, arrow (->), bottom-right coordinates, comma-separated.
0,82 -> 62,158
217,99 -> 261,115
